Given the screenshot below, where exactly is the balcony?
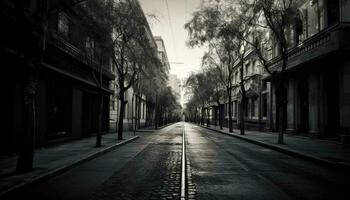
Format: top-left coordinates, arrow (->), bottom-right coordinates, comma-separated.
48,33 -> 115,80
268,23 -> 350,72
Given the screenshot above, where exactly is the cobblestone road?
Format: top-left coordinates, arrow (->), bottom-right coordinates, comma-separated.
89,124 -> 185,200
6,122 -> 349,200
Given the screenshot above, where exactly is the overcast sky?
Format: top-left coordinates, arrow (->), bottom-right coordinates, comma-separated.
139,0 -> 205,80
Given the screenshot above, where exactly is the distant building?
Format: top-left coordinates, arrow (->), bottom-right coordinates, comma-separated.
168,74 -> 181,103
154,36 -> 170,72
109,0 -> 156,132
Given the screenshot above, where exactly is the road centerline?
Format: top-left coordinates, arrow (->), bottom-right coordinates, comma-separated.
181,122 -> 187,200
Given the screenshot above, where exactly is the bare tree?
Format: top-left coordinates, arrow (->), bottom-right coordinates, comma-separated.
186,72 -> 215,127
185,0 -> 243,133
111,0 -> 161,139
202,66 -> 226,129
239,0 -> 302,143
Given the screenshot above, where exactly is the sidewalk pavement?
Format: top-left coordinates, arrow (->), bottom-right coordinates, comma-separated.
199,124 -> 350,169
0,131 -> 140,197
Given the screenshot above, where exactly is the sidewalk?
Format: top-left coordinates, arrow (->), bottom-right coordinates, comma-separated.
199,124 -> 350,169
0,131 -> 139,197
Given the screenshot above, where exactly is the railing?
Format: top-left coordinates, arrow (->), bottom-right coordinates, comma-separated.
48,33 -> 115,79
267,23 -> 349,70
288,27 -> 332,60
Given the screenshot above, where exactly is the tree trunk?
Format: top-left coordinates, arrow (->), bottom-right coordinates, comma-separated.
228,89 -> 233,133
160,106 -> 163,126
132,94 -> 135,135
16,0 -> 48,173
117,91 -> 126,140
160,106 -> 163,127
240,60 -> 247,135
155,95 -> 158,129
214,106 -> 217,127
277,80 -> 287,144
17,72 -> 37,173
96,91 -> 103,147
96,63 -> 104,147
219,104 -> 223,130
258,77 -> 263,131
201,108 -> 205,125
277,53 -> 288,144
239,98 -> 246,135
137,98 -> 141,128
206,108 -> 210,127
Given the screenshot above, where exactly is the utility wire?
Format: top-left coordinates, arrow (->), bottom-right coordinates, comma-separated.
164,0 -> 176,59
185,0 -> 188,22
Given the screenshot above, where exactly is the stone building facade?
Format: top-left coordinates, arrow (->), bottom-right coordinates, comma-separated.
109,4 -> 170,132
207,0 -> 350,142
266,0 -> 350,142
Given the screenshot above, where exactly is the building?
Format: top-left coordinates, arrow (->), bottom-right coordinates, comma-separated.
265,0 -> 350,142
226,54 -> 269,131
200,0 -> 350,143
1,0 -> 114,155
154,36 -> 171,71
109,0 -> 157,132
168,74 -> 182,103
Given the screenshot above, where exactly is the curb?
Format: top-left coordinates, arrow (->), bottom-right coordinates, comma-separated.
198,125 -> 350,170
0,136 -> 140,199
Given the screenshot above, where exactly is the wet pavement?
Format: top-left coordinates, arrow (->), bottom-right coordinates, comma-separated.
186,123 -> 349,200
4,123 -> 184,200
3,122 -> 349,200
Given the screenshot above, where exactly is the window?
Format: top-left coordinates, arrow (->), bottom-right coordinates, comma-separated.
231,102 -> 234,117
143,103 -> 146,119
251,98 -> 257,117
245,99 -> 249,117
58,12 -> 69,37
295,11 -> 303,44
254,60 -> 259,73
262,81 -> 267,91
308,2 -> 319,37
111,100 -> 115,111
234,101 -> 238,117
245,63 -> 249,76
85,36 -> 95,58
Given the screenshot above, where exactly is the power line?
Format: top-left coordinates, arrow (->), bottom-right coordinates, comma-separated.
185,0 -> 188,22
164,0 -> 176,57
